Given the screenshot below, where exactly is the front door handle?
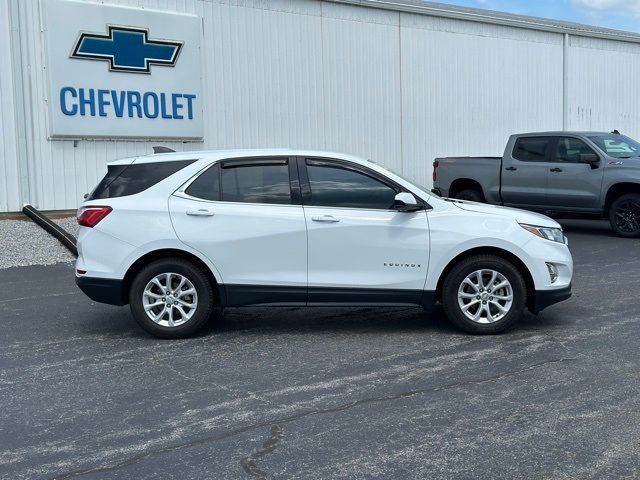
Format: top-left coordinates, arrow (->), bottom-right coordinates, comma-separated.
505,166 -> 517,171
550,167 -> 563,172
186,209 -> 215,217
311,215 -> 340,223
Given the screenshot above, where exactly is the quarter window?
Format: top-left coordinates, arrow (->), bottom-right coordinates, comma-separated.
555,137 -> 597,163
185,164 -> 220,201
220,161 -> 291,204
306,162 -> 398,209
513,137 -> 551,162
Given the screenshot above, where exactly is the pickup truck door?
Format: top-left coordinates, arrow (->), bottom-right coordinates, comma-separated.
544,136 -> 605,211
501,136 -> 553,208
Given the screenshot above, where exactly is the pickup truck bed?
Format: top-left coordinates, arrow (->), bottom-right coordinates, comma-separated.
433,157 -> 502,204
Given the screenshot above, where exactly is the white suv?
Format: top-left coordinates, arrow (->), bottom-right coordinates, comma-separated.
76,149 -> 573,338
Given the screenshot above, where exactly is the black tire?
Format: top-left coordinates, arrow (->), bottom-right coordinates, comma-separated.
609,193 -> 640,238
453,189 -> 484,202
441,255 -> 527,334
129,258 -> 215,338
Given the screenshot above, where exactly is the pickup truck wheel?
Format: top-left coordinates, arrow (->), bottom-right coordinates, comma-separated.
441,255 -> 526,334
129,258 -> 215,338
453,189 -> 484,202
609,193 -> 640,238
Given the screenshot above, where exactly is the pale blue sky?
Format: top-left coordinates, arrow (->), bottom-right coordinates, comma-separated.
433,0 -> 640,33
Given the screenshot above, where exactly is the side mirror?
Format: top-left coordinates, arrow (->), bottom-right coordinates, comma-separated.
580,153 -> 600,169
393,192 -> 422,212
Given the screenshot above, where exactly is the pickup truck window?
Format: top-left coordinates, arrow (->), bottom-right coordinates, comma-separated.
554,137 -> 597,163
512,137 -> 551,162
588,134 -> 640,158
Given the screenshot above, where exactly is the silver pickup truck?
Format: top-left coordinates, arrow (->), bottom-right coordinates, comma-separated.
432,131 -> 640,237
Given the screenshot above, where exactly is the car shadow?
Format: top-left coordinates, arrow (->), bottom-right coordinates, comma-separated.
557,219 -> 618,238
200,305 -> 461,336
78,303 -> 568,340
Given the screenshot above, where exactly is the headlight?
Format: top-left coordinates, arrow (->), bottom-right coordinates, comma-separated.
520,224 -> 566,243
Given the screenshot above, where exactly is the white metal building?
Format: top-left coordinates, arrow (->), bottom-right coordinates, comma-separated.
3,0 -> 640,213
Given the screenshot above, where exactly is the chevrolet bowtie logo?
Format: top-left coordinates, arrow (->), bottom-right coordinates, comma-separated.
71,26 -> 183,73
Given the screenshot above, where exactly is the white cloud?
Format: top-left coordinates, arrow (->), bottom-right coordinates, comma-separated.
571,0 -> 640,16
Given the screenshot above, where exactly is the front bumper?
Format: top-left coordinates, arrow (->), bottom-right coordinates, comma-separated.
533,284 -> 571,313
76,275 -> 127,306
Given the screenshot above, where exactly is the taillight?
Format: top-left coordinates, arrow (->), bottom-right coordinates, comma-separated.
77,206 -> 112,227
432,160 -> 439,182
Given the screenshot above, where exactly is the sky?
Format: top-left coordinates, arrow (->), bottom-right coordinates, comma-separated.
432,0 -> 640,32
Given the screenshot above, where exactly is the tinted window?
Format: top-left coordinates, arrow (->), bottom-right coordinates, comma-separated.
221,162 -> 291,204
513,137 -> 551,162
88,160 -> 195,200
306,162 -> 397,209
555,137 -> 597,163
185,164 -> 220,201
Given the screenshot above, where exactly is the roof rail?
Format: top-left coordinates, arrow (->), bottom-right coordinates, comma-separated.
153,146 -> 176,154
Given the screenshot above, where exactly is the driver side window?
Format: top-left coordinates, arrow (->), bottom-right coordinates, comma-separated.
306,160 -> 398,210
554,137 -> 596,163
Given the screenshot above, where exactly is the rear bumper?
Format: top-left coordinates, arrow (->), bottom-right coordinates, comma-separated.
431,187 -> 443,196
533,284 -> 571,313
76,275 -> 127,306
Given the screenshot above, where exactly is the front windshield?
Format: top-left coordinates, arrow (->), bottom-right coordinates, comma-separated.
588,134 -> 640,158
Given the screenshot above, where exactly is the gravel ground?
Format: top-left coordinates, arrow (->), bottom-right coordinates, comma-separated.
0,217 -> 78,269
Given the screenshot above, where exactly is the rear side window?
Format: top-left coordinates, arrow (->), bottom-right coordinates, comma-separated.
185,164 -> 220,201
88,160 -> 195,200
220,161 -> 291,204
513,137 -> 551,162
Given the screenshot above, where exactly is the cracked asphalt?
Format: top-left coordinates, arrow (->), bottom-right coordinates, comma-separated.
1,219 -> 639,479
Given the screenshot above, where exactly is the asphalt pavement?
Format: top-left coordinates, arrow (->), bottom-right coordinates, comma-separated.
1,219 -> 639,480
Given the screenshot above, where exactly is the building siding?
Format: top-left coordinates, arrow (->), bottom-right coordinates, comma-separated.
1,0 -> 640,211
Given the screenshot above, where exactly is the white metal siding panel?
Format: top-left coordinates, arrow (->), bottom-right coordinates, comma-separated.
201,0 -> 325,150
0,1 -> 21,212
567,36 -> 640,137
321,3 -> 402,172
400,13 -> 564,187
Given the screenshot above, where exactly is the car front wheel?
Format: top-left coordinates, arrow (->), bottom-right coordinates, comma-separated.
609,193 -> 640,238
129,258 -> 215,338
441,255 -> 527,334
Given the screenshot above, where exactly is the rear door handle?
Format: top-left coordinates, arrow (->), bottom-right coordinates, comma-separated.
505,166 -> 517,171
550,167 -> 563,172
311,215 -> 340,223
186,209 -> 215,217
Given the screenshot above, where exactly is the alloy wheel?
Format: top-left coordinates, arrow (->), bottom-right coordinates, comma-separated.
142,272 -> 198,327
614,200 -> 640,234
457,269 -> 513,324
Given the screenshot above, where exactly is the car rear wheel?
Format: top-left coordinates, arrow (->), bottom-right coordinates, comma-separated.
609,193 -> 640,238
129,258 -> 215,338
453,189 -> 484,202
441,255 -> 527,334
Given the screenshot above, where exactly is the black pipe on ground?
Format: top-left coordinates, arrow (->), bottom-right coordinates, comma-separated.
22,205 -> 78,257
